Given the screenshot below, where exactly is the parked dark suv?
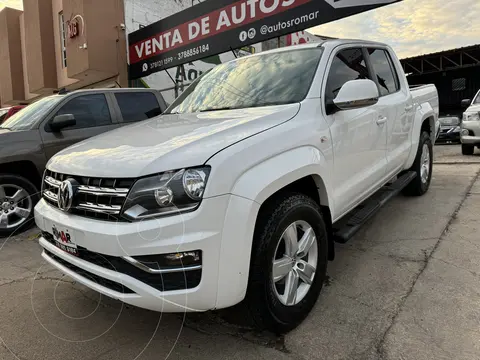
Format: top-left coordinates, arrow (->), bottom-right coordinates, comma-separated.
0,88 -> 167,236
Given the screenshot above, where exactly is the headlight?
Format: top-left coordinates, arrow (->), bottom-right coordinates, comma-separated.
464,112 -> 480,122
121,166 -> 211,221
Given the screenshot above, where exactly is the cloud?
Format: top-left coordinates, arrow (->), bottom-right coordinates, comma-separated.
309,0 -> 480,58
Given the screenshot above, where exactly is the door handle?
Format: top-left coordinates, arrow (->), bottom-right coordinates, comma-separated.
376,116 -> 387,125
405,105 -> 414,111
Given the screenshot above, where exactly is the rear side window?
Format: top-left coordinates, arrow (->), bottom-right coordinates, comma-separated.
325,48 -> 370,106
367,48 -> 400,96
115,92 -> 162,123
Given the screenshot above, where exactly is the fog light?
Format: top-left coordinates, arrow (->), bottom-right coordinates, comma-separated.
164,251 -> 201,266
131,250 -> 202,270
461,129 -> 469,136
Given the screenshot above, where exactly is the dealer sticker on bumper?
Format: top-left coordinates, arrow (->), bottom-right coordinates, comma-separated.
52,224 -> 78,256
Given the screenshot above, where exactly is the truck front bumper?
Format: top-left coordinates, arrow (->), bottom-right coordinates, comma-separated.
461,121 -> 480,145
35,194 -> 258,313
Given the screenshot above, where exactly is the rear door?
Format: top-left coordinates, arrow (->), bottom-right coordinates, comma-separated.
40,92 -> 119,160
365,47 -> 414,177
112,91 -> 165,125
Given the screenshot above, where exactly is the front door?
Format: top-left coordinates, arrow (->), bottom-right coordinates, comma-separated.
324,47 -> 387,218
40,93 -> 119,161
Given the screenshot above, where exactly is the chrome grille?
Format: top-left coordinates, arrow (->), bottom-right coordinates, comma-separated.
42,170 -> 135,221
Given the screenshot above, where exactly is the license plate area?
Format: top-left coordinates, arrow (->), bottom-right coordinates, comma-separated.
51,224 -> 78,257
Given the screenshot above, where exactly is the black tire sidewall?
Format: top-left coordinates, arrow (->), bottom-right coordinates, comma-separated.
403,131 -> 433,196
462,144 -> 474,155
0,174 -> 40,237
418,132 -> 433,194
247,194 -> 328,333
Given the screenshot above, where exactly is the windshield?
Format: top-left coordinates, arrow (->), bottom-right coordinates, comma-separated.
165,48 -> 323,114
0,96 -> 63,131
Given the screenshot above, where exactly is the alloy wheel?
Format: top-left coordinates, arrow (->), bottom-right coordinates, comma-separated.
420,143 -> 431,184
272,220 -> 318,306
0,184 -> 32,230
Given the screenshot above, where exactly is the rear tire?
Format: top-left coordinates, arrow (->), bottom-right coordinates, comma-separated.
0,174 -> 39,237
244,193 -> 328,334
462,144 -> 474,155
402,131 -> 433,197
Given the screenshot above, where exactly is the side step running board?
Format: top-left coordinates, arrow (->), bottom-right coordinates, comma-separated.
332,171 -> 417,244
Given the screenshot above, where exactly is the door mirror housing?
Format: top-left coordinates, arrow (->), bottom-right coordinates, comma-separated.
333,79 -> 379,111
50,114 -> 76,132
461,99 -> 472,109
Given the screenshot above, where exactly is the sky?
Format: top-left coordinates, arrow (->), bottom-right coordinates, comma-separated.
0,0 -> 21,10
1,0 -> 479,59
310,0 -> 480,58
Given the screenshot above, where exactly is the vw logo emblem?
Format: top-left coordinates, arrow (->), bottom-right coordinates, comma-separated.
57,179 -> 77,211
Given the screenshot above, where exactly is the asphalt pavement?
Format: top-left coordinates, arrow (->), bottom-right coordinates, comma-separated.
1,143 -> 480,360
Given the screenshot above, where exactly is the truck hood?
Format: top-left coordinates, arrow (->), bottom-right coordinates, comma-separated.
47,104 -> 300,177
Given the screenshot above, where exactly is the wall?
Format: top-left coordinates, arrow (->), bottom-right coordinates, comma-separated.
19,13 -> 39,101
0,7 -> 25,104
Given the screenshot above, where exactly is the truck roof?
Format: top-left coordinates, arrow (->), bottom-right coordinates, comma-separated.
245,38 -> 390,57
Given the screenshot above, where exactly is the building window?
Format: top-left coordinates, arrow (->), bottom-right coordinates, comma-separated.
59,12 -> 67,68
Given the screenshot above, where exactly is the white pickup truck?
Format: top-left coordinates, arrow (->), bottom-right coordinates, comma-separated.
34,39 -> 439,333
460,89 -> 480,155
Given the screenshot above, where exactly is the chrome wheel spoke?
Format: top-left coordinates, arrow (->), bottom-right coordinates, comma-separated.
284,271 -> 299,306
0,213 -> 8,227
14,207 -> 30,219
296,227 -> 315,258
12,189 -> 28,203
273,256 -> 294,283
273,220 -> 319,307
283,223 -> 298,257
0,186 -> 5,199
297,260 -> 316,285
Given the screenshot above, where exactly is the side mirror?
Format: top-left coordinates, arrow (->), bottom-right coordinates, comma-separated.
461,99 -> 472,109
50,114 -> 76,132
333,79 -> 379,111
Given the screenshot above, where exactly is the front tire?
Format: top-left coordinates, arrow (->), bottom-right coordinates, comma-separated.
402,131 -> 433,197
0,174 -> 40,237
462,144 -> 474,155
244,193 -> 328,334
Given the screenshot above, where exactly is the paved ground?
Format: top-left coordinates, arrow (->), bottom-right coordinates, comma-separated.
1,144 -> 480,360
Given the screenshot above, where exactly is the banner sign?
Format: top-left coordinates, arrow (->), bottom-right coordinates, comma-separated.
128,0 -> 401,80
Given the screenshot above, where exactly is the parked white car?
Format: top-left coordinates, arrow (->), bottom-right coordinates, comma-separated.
460,90 -> 480,155
35,39 -> 439,333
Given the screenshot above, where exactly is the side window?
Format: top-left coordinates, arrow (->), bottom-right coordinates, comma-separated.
367,48 -> 400,96
325,48 -> 370,107
55,94 -> 112,129
115,92 -> 162,123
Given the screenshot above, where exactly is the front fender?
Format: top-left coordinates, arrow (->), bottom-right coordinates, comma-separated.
231,146 -> 332,208
214,146 -> 332,308
405,102 -> 436,169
